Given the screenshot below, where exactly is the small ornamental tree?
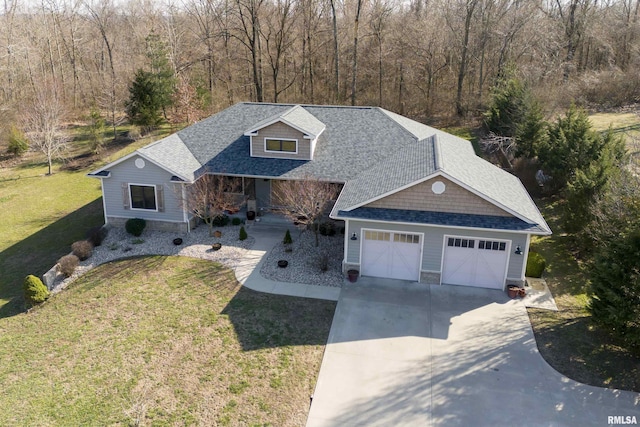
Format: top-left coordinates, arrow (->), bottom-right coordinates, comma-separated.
272,177 -> 340,247
179,174 -> 244,236
239,226 -> 248,241
23,83 -> 69,175
283,229 -> 293,245
23,275 -> 49,307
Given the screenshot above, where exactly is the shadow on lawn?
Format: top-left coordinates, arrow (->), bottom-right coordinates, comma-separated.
221,286 -> 337,350
0,198 -> 104,319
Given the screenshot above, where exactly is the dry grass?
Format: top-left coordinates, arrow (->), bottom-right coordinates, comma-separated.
0,256 -> 336,426
589,111 -> 640,168
527,199 -> 640,391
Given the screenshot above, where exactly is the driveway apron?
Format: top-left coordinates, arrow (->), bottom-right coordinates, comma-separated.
306,278 -> 640,427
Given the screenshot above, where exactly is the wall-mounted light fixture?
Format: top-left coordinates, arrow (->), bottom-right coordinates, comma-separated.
514,245 -> 522,255
351,233 -> 358,241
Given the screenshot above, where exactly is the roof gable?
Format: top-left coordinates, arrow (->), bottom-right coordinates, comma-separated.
244,104 -> 326,139
364,176 -> 514,218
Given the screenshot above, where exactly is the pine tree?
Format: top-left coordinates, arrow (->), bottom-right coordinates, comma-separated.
589,231 -> 640,348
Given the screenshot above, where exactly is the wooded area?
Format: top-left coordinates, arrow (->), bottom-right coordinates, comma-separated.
1,0 -> 640,126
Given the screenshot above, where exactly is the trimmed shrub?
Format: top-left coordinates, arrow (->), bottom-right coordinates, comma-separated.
23,275 -> 49,307
71,240 -> 94,261
283,229 -> 293,245
211,214 -> 230,227
57,254 -> 79,278
86,226 -> 108,247
319,221 -> 336,236
125,218 -> 146,236
239,226 -> 248,241
231,217 -> 242,226
525,251 -> 546,278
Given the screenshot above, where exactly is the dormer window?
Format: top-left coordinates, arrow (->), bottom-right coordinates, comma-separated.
265,138 -> 297,153
245,105 -> 325,160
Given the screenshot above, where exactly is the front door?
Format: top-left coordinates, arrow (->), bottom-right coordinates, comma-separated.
255,179 -> 271,210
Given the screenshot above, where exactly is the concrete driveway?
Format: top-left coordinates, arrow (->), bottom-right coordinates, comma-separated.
306,278 -> 640,427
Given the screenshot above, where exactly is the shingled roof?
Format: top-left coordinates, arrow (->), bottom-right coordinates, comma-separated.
90,102 -> 550,234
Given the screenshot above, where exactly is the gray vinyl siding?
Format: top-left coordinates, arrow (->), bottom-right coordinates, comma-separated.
103,155 -> 185,223
251,122 -> 311,160
346,220 -> 527,280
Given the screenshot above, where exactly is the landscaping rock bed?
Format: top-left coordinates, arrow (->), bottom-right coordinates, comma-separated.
51,224 -> 255,294
259,230 -> 344,288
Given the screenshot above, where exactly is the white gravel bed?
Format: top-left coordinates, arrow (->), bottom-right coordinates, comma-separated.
51,224 -> 255,294
259,230 -> 345,288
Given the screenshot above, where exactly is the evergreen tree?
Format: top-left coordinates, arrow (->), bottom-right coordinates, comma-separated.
484,77 -> 530,138
126,69 -> 164,128
125,32 -> 175,129
484,73 -> 547,160
589,230 -> 640,349
87,107 -> 106,153
537,105 -> 624,192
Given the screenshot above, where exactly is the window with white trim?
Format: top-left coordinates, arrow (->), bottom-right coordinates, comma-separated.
265,138 -> 297,153
394,233 -> 420,244
447,237 -> 475,248
130,184 -> 157,210
364,230 -> 391,241
478,240 -> 506,251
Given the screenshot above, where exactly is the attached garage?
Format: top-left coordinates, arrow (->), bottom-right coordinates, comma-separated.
361,229 -> 422,281
441,236 -> 510,289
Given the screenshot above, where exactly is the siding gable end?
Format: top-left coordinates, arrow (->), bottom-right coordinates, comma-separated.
366,176 -> 513,217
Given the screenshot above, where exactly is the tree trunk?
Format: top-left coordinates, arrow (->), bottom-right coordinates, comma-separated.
330,0 -> 340,102
350,0 -> 363,106
456,0 -> 477,117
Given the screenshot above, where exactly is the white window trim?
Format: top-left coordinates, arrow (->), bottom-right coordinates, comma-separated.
264,137 -> 298,154
128,183 -> 158,212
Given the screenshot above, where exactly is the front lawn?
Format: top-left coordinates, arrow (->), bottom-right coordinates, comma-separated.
0,127 -> 172,317
0,256 -> 336,425
527,198 -> 640,391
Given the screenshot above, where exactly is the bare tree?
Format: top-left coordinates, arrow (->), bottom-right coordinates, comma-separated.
233,0 -> 265,102
329,0 -> 340,102
272,177 -> 340,246
448,0 -> 479,117
171,74 -> 204,125
350,0 -> 364,105
179,174 -> 244,236
23,83 -> 68,175
84,0 -> 119,139
262,0 -> 297,102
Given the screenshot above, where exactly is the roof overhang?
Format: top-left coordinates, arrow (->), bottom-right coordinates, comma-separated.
88,150 -> 190,183
332,207 -> 551,236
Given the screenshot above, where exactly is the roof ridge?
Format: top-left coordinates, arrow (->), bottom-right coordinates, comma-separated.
432,134 -> 443,171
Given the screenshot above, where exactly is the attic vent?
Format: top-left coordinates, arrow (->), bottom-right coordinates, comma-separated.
432,181 -> 445,194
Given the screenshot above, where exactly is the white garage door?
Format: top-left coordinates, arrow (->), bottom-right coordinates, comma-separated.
441,236 -> 509,289
361,230 -> 422,281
